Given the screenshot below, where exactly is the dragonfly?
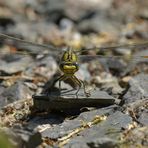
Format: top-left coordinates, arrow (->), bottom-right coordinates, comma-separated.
0,33 -> 148,97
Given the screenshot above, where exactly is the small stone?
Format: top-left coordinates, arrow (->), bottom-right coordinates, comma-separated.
0,81 -> 32,108
139,9 -> 148,19
14,102 -> 24,110
114,48 -> 132,56
0,55 -> 33,74
123,73 -> 148,104
100,79 -> 124,95
138,111 -> 148,126
87,137 -> 118,148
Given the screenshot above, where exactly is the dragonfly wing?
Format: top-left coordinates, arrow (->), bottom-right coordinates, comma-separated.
79,55 -> 127,72
75,40 -> 148,54
79,52 -> 148,74
0,33 -> 60,56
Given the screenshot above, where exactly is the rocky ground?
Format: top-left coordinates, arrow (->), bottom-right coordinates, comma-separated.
0,0 -> 148,148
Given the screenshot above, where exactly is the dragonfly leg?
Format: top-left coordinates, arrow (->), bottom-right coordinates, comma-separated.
73,75 -> 90,97
57,75 -> 67,93
71,76 -> 82,98
80,79 -> 91,97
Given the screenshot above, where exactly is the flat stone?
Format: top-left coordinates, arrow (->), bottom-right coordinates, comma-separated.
78,12 -> 121,34
27,113 -> 64,131
64,111 -> 132,147
138,111 -> 148,126
0,81 -> 32,108
77,105 -> 117,122
0,55 -> 33,74
63,137 -> 118,148
101,79 -> 124,96
33,88 -> 116,111
122,50 -> 148,76
33,55 -> 58,79
123,73 -> 148,104
87,137 -> 118,148
41,105 -> 117,139
0,86 -> 6,108
74,111 -> 132,139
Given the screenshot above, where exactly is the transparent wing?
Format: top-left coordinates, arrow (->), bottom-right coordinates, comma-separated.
78,51 -> 148,75
0,33 -> 62,79
0,33 -> 147,80
75,40 -> 148,54
0,33 -> 57,50
79,54 -> 148,63
76,39 -> 148,74
0,33 -> 60,56
0,32 -> 148,56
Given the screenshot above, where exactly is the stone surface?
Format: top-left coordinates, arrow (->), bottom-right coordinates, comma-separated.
137,110 -> 148,126
0,55 -> 33,74
0,86 -> 6,107
41,105 -> 117,139
63,137 -> 118,148
33,88 -> 116,110
77,12 -> 121,34
122,49 -> 148,76
27,113 -> 64,131
87,137 -> 118,148
0,81 -> 32,108
61,111 -> 132,148
123,73 -> 148,104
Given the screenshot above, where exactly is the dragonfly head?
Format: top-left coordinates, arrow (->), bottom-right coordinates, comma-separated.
59,47 -> 79,74
61,47 -> 78,63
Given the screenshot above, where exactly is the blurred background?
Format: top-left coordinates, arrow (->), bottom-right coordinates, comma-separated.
0,0 -> 147,48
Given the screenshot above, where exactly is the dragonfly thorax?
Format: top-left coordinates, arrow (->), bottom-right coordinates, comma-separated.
59,48 -> 79,75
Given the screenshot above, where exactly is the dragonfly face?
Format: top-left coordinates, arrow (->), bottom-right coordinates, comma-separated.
60,48 -> 79,75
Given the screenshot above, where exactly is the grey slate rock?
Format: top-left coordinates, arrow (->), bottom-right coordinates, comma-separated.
41,105 -> 117,139
65,111 -> 132,147
33,88 -> 116,111
123,73 -> 148,104
77,105 -> 117,122
63,140 -> 88,148
87,137 -> 118,148
0,81 -> 32,108
0,86 -> 6,107
0,55 -> 33,74
76,111 -> 132,139
122,50 -> 148,76
63,137 -> 118,148
41,118 -> 82,139
27,113 -> 64,130
138,110 -> 148,125
78,12 -> 121,34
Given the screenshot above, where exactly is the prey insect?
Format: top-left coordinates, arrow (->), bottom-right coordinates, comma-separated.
0,33 -> 148,97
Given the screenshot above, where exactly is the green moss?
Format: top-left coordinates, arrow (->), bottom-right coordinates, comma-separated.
0,132 -> 14,148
